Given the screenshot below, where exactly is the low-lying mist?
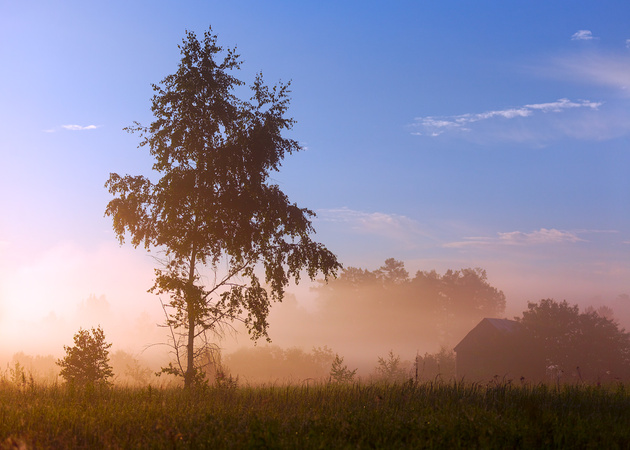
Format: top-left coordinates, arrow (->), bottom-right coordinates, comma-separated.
2,258 -> 629,385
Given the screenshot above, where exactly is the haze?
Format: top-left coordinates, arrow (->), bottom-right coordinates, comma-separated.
1,1 -> 629,379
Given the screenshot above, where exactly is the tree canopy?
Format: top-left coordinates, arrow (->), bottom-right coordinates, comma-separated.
517,299 -> 630,382
105,28 -> 340,387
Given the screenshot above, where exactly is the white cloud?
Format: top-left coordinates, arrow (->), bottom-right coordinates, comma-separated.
445,228 -> 585,248
626,39 -> 630,49
62,124 -> 100,131
571,30 -> 595,41
412,98 -> 601,138
524,98 -> 601,112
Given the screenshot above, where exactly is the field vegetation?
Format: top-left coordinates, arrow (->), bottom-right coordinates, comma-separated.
0,378 -> 628,448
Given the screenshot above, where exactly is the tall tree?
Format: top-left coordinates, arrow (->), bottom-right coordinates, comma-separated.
105,28 -> 340,387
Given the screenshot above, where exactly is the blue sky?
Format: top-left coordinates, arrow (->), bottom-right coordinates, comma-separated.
1,1 -> 629,354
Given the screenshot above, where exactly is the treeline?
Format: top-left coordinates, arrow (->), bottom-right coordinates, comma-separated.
310,258 -> 506,350
2,345 -> 457,387
3,350 -> 153,387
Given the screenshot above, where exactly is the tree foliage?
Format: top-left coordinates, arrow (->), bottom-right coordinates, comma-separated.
516,299 -> 630,382
329,354 -> 357,384
57,326 -> 114,386
314,258 -> 506,349
376,350 -> 408,382
105,28 -> 340,387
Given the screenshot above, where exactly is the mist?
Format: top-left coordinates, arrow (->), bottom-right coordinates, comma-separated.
1,240 -> 628,384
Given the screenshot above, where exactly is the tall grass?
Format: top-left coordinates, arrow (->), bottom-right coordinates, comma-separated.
0,380 -> 628,448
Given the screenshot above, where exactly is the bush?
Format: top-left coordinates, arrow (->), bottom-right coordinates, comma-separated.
57,326 -> 114,386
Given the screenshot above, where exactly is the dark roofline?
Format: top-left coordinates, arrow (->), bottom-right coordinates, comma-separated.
454,318 -> 520,352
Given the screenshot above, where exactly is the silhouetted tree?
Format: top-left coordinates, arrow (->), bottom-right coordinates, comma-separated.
517,299 -> 630,382
57,326 -> 114,386
375,258 -> 409,285
329,354 -> 357,384
105,28 -> 340,387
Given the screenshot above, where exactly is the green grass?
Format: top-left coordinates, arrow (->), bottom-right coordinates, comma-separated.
0,381 -> 629,448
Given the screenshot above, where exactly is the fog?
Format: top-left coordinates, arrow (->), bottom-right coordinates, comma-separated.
1,241 -> 628,384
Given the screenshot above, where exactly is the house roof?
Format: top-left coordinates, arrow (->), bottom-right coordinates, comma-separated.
453,318 -> 520,352
484,318 -> 519,333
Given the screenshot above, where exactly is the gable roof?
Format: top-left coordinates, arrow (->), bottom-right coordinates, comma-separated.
454,318 -> 520,352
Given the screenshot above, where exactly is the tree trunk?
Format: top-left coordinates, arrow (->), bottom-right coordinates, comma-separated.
184,247 -> 197,388
185,307 -> 195,388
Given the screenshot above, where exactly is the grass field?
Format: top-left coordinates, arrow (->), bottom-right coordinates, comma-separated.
1,381 -> 629,448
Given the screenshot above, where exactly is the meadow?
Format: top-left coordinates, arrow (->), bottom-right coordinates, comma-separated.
1,381 -> 629,448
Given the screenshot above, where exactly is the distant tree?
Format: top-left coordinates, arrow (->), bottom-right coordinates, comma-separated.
517,299 -> 630,382
109,350 -> 153,386
375,258 -> 409,285
412,267 -> 506,317
11,352 -> 58,385
105,28 -> 340,388
416,347 -> 456,382
376,350 -> 409,382
584,305 -> 615,321
57,326 -> 114,386
8,361 -> 27,388
224,345 -> 334,383
314,260 -> 506,349
329,354 -> 357,384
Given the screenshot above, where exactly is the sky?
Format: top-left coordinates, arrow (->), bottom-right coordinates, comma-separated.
1,1 -> 629,359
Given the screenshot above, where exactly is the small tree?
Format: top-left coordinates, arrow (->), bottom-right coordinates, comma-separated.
329,353 -> 357,384
57,326 -> 114,386
376,350 -> 408,382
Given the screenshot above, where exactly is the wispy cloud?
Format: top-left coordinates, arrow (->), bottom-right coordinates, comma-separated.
412,98 -> 601,138
498,228 -> 584,245
61,124 -> 100,131
445,228 -> 586,248
625,39 -> 630,49
571,30 -> 596,41
549,52 -> 630,93
317,207 -> 433,243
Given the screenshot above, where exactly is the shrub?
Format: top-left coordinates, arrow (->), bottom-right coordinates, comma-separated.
57,326 -> 114,386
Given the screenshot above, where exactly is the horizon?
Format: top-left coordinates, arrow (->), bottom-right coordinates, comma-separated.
1,1 -> 629,366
